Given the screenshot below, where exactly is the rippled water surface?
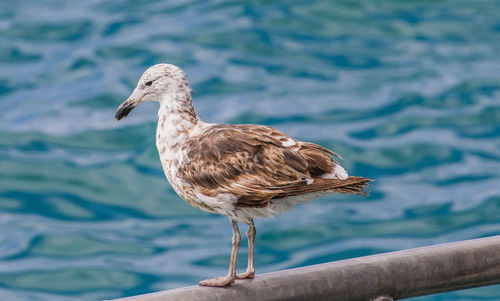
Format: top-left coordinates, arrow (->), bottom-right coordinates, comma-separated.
1,0 -> 500,300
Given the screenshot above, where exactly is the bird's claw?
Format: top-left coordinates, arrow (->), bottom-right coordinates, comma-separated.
236,270 -> 255,279
199,275 -> 235,287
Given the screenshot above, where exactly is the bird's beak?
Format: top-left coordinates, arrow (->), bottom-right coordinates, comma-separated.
115,89 -> 144,121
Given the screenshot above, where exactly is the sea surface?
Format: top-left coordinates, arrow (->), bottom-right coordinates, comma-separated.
1,0 -> 500,300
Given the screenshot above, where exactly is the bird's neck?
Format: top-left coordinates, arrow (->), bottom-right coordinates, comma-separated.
156,90 -> 201,156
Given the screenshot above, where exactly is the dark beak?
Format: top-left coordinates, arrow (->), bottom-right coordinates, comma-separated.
116,87 -> 145,121
115,99 -> 137,121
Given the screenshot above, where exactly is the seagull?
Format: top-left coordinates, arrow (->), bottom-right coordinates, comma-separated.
115,64 -> 372,287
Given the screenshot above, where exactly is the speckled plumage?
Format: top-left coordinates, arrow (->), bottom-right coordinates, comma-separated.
116,63 -> 372,287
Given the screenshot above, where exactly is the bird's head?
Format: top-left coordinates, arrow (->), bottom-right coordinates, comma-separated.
115,63 -> 189,121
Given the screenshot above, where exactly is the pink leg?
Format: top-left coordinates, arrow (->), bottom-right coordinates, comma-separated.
237,220 -> 255,279
199,219 -> 241,286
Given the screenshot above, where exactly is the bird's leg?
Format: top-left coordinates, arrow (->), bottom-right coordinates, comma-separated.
237,219 -> 256,279
199,218 -> 241,287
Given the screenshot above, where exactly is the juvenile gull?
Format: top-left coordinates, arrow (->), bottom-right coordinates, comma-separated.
115,64 -> 372,287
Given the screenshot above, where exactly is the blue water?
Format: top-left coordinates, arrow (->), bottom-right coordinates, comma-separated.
1,0 -> 500,300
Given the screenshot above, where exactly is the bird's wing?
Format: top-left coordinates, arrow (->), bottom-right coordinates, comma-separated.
178,124 -> 351,208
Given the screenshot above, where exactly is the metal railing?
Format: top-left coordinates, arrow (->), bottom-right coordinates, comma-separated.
110,236 -> 500,301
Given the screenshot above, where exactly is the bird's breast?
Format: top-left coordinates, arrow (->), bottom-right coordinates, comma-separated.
155,119 -> 222,212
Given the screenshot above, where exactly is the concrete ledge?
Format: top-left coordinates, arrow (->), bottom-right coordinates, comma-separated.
110,236 -> 500,301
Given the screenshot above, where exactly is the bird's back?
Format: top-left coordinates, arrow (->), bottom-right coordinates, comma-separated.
170,123 -> 371,221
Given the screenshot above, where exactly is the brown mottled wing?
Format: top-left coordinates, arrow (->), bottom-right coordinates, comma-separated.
178,124 -> 370,208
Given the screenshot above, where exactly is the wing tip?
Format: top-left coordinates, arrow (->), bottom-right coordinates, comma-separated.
340,176 -> 373,195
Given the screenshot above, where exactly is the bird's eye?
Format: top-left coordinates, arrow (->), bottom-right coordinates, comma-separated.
145,80 -> 153,86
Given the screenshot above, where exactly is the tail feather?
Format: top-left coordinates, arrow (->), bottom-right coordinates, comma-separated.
324,176 -> 372,196
272,176 -> 372,200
